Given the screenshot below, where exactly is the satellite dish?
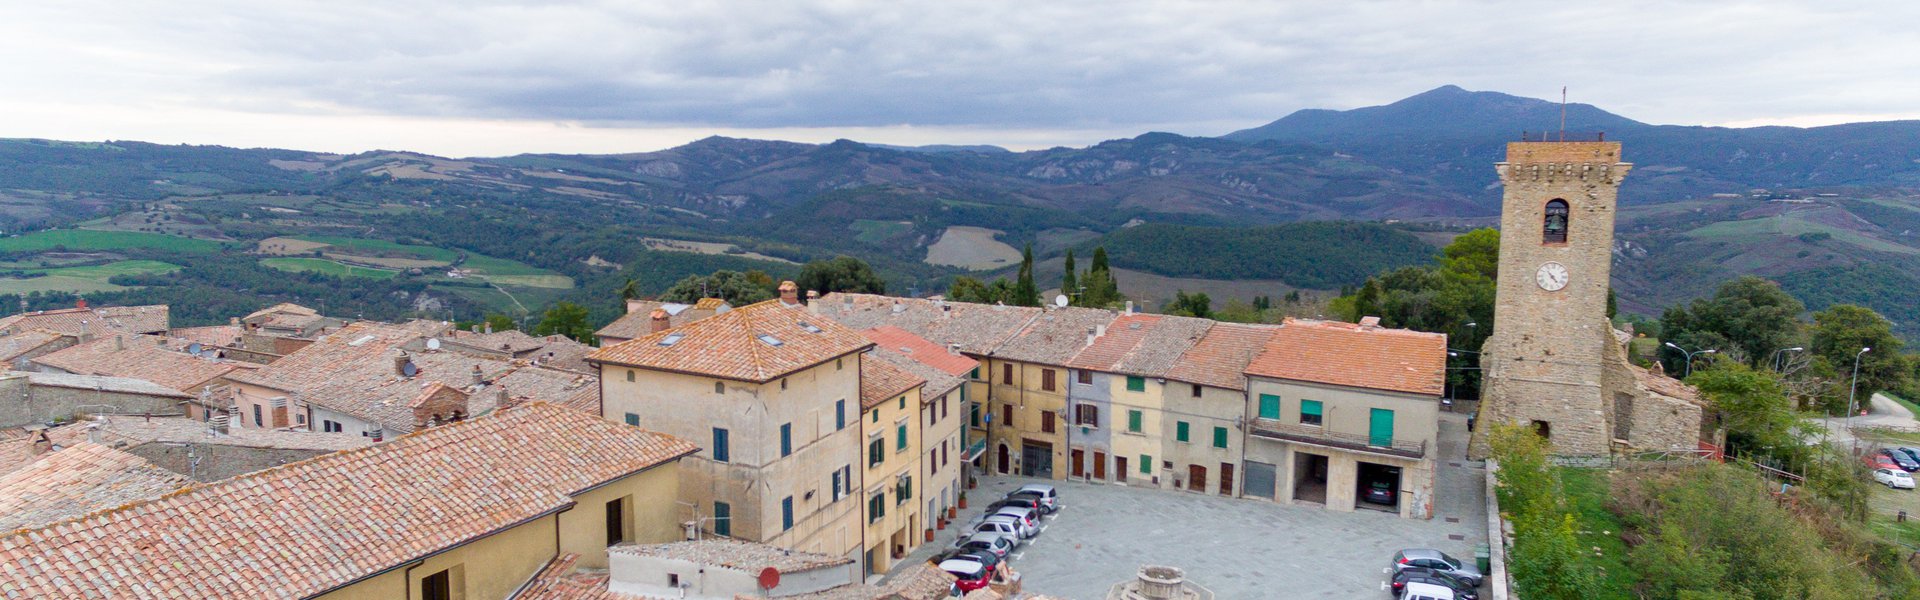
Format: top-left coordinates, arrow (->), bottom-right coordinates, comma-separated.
1053,295 -> 1069,308
758,567 -> 781,590
185,342 -> 202,356
401,361 -> 419,377
426,338 -> 441,350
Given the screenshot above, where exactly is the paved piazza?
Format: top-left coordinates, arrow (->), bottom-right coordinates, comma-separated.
891,413 -> 1489,599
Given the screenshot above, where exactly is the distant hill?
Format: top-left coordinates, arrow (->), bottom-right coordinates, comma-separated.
1226,85 -> 1920,205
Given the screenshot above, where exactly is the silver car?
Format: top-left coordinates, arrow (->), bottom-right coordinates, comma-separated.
988,507 -> 1039,537
970,518 -> 1023,540
1392,549 -> 1483,587
1008,484 -> 1060,513
951,531 -> 1016,558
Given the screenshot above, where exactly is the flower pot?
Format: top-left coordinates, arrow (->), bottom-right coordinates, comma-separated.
948,506 -> 958,519
925,529 -> 936,542
937,519 -> 946,530
958,496 -> 968,509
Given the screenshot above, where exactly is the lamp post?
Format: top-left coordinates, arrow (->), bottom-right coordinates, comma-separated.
1847,347 -> 1871,438
1664,342 -> 1717,378
1770,347 -> 1804,372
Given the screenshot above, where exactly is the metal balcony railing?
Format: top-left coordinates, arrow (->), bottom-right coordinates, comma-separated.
1248,419 -> 1426,459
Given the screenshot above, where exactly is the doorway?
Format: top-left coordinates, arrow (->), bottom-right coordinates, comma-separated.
1115,455 -> 1129,483
1219,462 -> 1235,496
1021,441 -> 1054,478
1071,448 -> 1085,478
1293,452 -> 1328,505
1356,461 -> 1402,514
1188,464 -> 1207,492
1093,450 -> 1108,480
996,444 -> 1010,474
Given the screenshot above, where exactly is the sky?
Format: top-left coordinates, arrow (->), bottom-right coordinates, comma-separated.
4,1 -> 1917,157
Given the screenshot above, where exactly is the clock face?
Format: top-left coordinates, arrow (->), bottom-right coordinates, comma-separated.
1536,262 -> 1570,292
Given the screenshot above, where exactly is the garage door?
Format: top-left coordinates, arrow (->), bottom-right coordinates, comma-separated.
1243,461 -> 1277,499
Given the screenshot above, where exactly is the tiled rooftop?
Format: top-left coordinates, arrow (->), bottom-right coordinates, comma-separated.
1246,318 -> 1446,396
14,371 -> 192,399
0,442 -> 191,532
860,355 -> 926,410
1633,364 -> 1702,404
88,415 -> 374,452
243,302 -> 318,322
1165,322 -> 1280,391
595,299 -> 726,343
861,327 -> 973,401
760,562 -> 957,600
517,553 -> 637,600
816,294 -> 1042,356
613,539 -> 853,574
588,300 -> 872,383
31,334 -> 244,392
0,329 -> 70,363
990,305 -> 1119,365
0,403 -> 698,599
0,304 -> 168,337
167,325 -> 244,349
1064,313 -> 1213,379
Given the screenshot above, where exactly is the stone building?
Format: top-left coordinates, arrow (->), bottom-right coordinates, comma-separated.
1471,141 -> 1706,457
858,356 -> 926,574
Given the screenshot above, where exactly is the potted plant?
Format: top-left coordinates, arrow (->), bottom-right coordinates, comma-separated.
957,492 -> 968,509
925,528 -> 935,542
948,506 -> 958,519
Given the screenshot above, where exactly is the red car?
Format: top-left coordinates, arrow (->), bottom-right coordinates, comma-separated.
939,558 -> 996,592
1867,454 -> 1902,472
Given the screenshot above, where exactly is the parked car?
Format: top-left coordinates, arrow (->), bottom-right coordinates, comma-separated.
985,509 -> 1039,538
951,531 -> 1015,559
1876,468 -> 1916,490
1391,567 -> 1479,600
1007,484 -> 1059,513
939,559 -> 997,593
1898,447 -> 1920,466
1880,448 -> 1920,472
1867,453 -> 1902,472
986,496 -> 1042,514
969,519 -> 1024,540
1400,581 -> 1456,600
1391,549 -> 1483,587
1363,480 -> 1397,505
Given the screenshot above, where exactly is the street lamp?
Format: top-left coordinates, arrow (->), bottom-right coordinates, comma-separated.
1770,347 -> 1804,372
1848,347 -> 1872,434
1664,342 -> 1716,378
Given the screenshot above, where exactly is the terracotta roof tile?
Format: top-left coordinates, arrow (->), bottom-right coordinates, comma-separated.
1165,323 -> 1280,391
1632,364 -> 1702,404
0,329 -> 71,364
861,327 -> 975,400
588,301 -> 872,383
1064,312 -> 1215,377
0,403 -> 697,599
16,371 -> 192,399
860,356 -> 925,409
816,294 -> 1040,356
243,302 -> 318,322
1246,318 -> 1446,396
517,553 -> 648,600
614,539 -> 852,573
0,304 -> 168,337
31,334 -> 241,392
167,325 -> 244,349
991,306 -> 1118,364
0,442 -> 191,532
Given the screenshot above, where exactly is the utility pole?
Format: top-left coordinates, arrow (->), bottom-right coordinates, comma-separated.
1848,347 -> 1871,450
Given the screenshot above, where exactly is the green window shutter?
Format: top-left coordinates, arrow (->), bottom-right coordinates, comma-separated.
1257,394 -> 1280,419
712,428 -> 730,463
1176,421 -> 1190,442
624,413 -> 639,426
897,424 -> 908,451
714,502 -> 731,536
1369,408 -> 1394,447
1128,410 -> 1143,432
1126,376 -> 1145,392
1213,426 -> 1228,449
899,397 -> 905,410
1302,400 -> 1322,416
1139,455 -> 1151,474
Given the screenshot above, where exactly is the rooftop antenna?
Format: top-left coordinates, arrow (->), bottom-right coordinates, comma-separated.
1559,86 -> 1568,142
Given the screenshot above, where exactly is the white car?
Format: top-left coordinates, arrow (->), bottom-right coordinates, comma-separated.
970,518 -> 1024,541
1402,581 -> 1456,600
982,514 -> 1037,539
988,507 -> 1040,536
1876,468 -> 1915,489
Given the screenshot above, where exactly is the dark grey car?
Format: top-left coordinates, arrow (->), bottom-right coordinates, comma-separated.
1392,549 -> 1483,587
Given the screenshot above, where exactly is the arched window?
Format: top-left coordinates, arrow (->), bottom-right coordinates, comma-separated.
1543,199 -> 1570,244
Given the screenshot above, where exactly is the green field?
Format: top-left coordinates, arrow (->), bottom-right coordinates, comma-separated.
0,230 -> 222,253
292,236 -> 572,287
849,219 -> 913,244
293,235 -> 461,262
261,257 -> 399,279
1687,215 -> 1919,255
0,259 -> 182,294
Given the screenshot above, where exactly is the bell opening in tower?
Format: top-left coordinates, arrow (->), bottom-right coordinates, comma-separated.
1543,199 -> 1569,244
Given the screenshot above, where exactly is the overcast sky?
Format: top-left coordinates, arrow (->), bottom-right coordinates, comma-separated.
4,1 -> 1916,157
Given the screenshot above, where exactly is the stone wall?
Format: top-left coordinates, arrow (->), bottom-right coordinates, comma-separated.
126,440 -> 334,482
0,376 -> 187,428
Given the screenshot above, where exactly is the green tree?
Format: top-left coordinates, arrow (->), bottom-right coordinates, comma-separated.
795,256 -> 886,297
1163,290 -> 1213,319
1809,304 -> 1908,401
616,278 -> 640,302
1330,228 -> 1497,399
533,301 -> 594,343
1657,276 -> 1806,371
1081,246 -> 1124,307
1687,363 -> 1800,455
949,276 -> 1015,305
1013,244 -> 1040,307
1060,250 -> 1078,303
660,270 -> 775,305
484,313 -> 517,332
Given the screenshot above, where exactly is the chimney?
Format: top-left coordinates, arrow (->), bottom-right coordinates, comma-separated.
75,298 -> 87,310
77,321 -> 91,343
113,334 -> 125,351
892,300 -> 905,314
948,343 -> 962,356
1124,301 -> 1134,315
483,321 -> 493,334
229,317 -> 240,326
471,364 -> 485,386
27,429 -> 51,456
806,289 -> 819,303
649,309 -> 671,333
1086,327 -> 1097,347
495,386 -> 514,410
394,352 -> 412,377
1359,316 -> 1381,329
778,281 -> 800,306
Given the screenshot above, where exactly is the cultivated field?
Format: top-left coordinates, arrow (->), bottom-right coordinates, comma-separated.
924,226 -> 1021,270
0,230 -> 222,253
0,259 -> 182,294
261,257 -> 398,279
640,238 -> 796,264
851,219 -> 914,244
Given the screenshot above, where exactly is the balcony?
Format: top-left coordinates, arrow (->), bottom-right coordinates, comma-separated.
1249,419 -> 1426,459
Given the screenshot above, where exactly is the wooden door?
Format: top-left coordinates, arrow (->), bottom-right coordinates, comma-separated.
1220,462 -> 1235,495
1093,451 -> 1107,480
1071,448 -> 1085,477
996,445 -> 1009,474
1115,456 -> 1128,482
1188,465 -> 1206,492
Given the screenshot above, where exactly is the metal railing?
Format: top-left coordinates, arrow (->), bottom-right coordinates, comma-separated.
1247,419 -> 1426,458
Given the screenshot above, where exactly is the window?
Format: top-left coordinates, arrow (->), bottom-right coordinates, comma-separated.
713,381 -> 724,394
1077,370 -> 1093,385
971,403 -> 981,427
837,357 -> 843,370
421,568 -> 453,600
897,476 -> 913,503
941,394 -> 949,419
898,396 -> 905,410
1257,394 -> 1280,420
1126,376 -> 1145,392
322,420 -> 342,433
868,492 -> 886,523
782,496 -> 794,531
253,404 -> 262,428
896,423 -> 908,452
1544,199 -> 1569,244
780,423 -> 792,457
1042,410 -> 1056,434
1128,410 -> 1143,433
869,437 -> 885,467
605,496 -> 627,545
836,399 -> 846,431
1213,426 -> 1229,449
1300,400 -> 1323,426
1192,384 -> 1203,398
712,428 -> 730,462
872,409 -> 879,424
713,502 -> 731,536
970,366 -> 980,380
780,378 -> 787,390
832,469 -> 844,501
1041,369 -> 1056,392
1003,405 -> 1014,428
1074,403 -> 1099,427
1139,454 -> 1152,474
624,413 -> 639,426
1002,364 -> 1014,384
668,574 -> 680,588
626,369 -> 634,382
1176,421 -> 1190,443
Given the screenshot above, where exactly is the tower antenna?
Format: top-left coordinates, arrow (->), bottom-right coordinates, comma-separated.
1559,86 -> 1568,141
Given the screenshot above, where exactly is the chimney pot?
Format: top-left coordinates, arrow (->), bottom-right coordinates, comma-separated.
229,317 -> 240,326
778,281 -> 800,306
1360,316 -> 1381,329
76,298 -> 87,309
112,335 -> 125,351
649,309 -> 671,333
483,322 -> 493,334
394,352 -> 411,376
471,364 -> 484,385
1124,300 -> 1134,315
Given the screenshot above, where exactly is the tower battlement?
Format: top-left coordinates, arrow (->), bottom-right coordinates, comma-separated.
1503,141 -> 1623,164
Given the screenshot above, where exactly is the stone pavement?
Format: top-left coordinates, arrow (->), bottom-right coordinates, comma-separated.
887,413 -> 1489,599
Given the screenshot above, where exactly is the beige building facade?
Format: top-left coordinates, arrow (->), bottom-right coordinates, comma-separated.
859,359 -> 924,575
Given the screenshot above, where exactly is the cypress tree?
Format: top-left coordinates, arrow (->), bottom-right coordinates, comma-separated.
1014,244 -> 1040,306
1060,250 -> 1079,305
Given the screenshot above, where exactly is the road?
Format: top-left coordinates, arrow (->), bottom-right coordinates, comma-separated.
1818,393 -> 1916,447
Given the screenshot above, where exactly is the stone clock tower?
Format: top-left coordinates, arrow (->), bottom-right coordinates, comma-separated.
1471,141 -> 1633,457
